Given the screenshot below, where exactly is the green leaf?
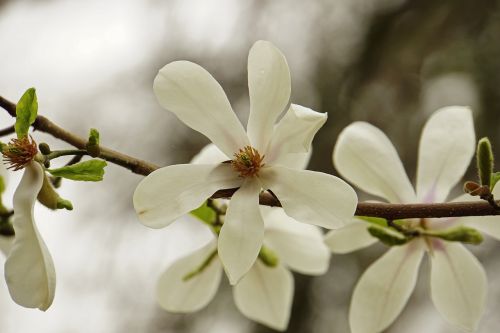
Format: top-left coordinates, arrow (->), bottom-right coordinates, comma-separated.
477,137 -> 494,188
491,172 -> 500,191
47,159 -> 107,181
190,201 -> 216,225
15,88 -> 38,138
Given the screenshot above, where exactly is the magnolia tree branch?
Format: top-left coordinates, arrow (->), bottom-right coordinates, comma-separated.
1,95 -> 499,220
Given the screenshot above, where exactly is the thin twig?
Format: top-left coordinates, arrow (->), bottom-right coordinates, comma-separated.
0,125 -> 15,137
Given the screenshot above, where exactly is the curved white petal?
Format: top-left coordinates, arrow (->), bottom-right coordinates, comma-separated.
190,143 -> 228,165
154,60 -> 248,157
430,242 -> 486,331
333,122 -> 416,204
156,240 -> 222,312
134,164 -> 241,229
218,180 -> 264,285
4,162 -> 55,311
247,41 -> 291,151
261,206 -> 330,275
324,219 -> 378,254
0,236 -> 14,257
260,166 -> 358,229
349,242 -> 424,333
416,106 -> 475,203
233,261 -> 294,331
266,104 -> 326,166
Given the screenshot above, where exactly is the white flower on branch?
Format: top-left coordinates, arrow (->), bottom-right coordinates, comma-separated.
4,162 -> 56,311
133,40 -> 357,284
326,106 -> 494,333
155,143 -> 329,331
157,206 -> 330,331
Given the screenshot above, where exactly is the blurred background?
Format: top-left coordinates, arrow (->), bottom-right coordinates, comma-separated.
1,0 -> 500,332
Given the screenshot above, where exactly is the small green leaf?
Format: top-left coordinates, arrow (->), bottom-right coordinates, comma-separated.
190,201 -> 216,225
47,159 -> 107,181
491,172 -> 500,191
15,88 -> 38,138
477,137 -> 494,188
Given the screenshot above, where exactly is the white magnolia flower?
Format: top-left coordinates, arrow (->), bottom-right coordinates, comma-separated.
4,161 -> 56,311
326,106 -> 493,333
134,40 -> 357,284
157,206 -> 330,331
155,143 -> 330,331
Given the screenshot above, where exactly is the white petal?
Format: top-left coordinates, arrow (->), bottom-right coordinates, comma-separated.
266,104 -> 327,166
430,241 -> 486,331
349,242 -> 424,333
154,61 -> 248,157
333,122 -> 416,204
260,166 -> 358,228
4,163 -> 55,311
247,41 -> 291,151
218,180 -> 264,285
233,261 -> 294,331
190,143 -> 228,164
0,236 -> 13,257
416,106 -> 475,203
134,164 -> 241,229
324,219 -> 378,254
261,206 -> 330,275
156,240 -> 222,312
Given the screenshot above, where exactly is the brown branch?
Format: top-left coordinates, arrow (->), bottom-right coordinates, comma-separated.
2,94 -> 500,220
0,95 -> 158,175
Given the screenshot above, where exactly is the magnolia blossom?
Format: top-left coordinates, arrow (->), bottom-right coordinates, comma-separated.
326,106 -> 494,333
133,40 -> 357,284
4,162 -> 56,311
156,144 -> 330,331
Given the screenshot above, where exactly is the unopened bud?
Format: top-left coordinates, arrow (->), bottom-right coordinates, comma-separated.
38,143 -> 51,155
86,128 -> 101,157
477,137 -> 494,188
463,181 -> 490,196
258,245 -> 279,267
37,172 -> 73,210
368,225 -> 409,246
429,226 -> 483,245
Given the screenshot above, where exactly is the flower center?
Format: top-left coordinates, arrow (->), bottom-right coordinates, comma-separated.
2,136 -> 38,171
231,145 -> 264,177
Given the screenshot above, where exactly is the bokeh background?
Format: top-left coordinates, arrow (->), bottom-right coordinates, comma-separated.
1,0 -> 500,332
